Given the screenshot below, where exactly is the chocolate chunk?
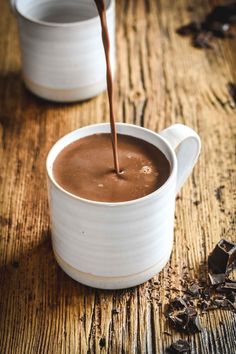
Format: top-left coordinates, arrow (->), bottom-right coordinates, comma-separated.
213,298 -> 229,308
208,239 -> 236,274
201,287 -> 212,300
176,21 -> 202,36
205,3 -> 236,24
199,299 -> 209,311
170,297 -> 188,309
208,272 -> 226,286
225,291 -> 235,303
167,339 -> 191,353
176,3 -> 236,49
193,32 -> 213,49
186,283 -> 200,297
213,297 -> 236,312
166,298 -> 202,334
207,22 -> 230,38
221,279 -> 236,291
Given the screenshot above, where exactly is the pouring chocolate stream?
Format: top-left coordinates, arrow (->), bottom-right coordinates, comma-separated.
94,0 -> 120,174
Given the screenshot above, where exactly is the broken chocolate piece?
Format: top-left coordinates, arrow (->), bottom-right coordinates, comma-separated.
176,21 -> 202,36
170,297 -> 188,309
225,291 -> 235,303
208,272 -> 226,286
221,279 -> 236,291
193,32 -> 213,49
213,298 -> 229,308
205,3 -> 236,24
167,339 -> 191,353
186,283 -> 200,297
206,22 -> 230,38
166,298 -> 202,334
176,3 -> 236,49
208,239 -> 236,274
199,299 -> 209,311
213,297 -> 236,312
201,287 -> 212,300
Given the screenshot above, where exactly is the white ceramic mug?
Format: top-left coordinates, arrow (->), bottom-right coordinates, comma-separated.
11,0 -> 115,102
46,123 -> 201,289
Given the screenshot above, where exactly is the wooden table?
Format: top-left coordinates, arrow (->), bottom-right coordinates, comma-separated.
0,0 -> 235,353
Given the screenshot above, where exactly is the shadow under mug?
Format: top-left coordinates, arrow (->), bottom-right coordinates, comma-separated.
10,0 -> 115,102
46,123 -> 201,289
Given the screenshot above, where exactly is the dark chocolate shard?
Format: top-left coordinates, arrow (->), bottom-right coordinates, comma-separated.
167,339 -> 191,353
193,32 -> 213,49
225,291 -> 235,303
176,3 -> 236,49
213,298 -> 229,308
208,239 -> 236,274
186,283 -> 201,297
206,22 -> 230,38
201,287 -> 212,300
221,279 -> 236,291
176,21 -> 202,36
167,298 -> 202,334
205,3 -> 236,24
213,298 -> 236,312
170,297 -> 188,309
208,272 -> 226,285
199,299 -> 209,311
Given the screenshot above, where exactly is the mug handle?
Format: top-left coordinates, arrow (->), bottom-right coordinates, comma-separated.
159,124 -> 201,193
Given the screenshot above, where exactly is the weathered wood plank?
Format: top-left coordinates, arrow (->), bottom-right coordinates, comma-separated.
0,0 -> 235,353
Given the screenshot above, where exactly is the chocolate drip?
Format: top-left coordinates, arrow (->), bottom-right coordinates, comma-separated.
94,0 -> 120,174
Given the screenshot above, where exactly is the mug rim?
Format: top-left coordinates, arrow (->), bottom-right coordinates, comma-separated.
15,0 -> 114,27
46,123 -> 177,207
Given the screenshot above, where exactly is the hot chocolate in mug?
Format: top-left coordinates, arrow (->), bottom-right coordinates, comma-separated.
46,123 -> 201,289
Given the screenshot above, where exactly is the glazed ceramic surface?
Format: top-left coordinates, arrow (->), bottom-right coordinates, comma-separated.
11,0 -> 115,102
46,123 -> 201,289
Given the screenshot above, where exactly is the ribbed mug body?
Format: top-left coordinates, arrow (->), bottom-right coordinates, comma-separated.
46,123 -> 177,289
14,0 -> 115,102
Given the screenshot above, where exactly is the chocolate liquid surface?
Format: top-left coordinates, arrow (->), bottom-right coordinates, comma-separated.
53,133 -> 171,203
94,0 -> 120,173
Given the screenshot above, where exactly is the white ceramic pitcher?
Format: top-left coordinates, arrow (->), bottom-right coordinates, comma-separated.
46,123 -> 201,289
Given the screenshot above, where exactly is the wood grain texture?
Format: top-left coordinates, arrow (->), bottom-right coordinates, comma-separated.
0,0 -> 235,353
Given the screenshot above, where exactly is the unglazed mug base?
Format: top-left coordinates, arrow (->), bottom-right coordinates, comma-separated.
24,76 -> 107,102
54,249 -> 172,289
